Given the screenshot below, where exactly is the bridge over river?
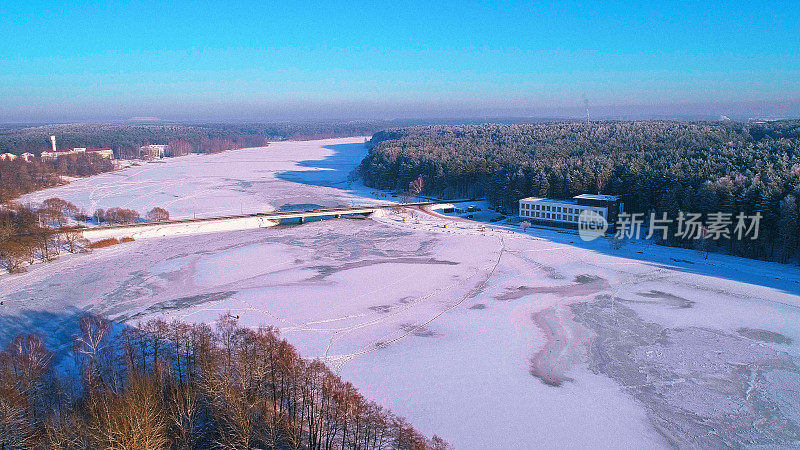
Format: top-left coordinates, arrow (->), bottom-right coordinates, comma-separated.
62,200 -> 480,241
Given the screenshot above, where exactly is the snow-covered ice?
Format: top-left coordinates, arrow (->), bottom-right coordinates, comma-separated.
18,137 -> 383,218
4,137 -> 800,448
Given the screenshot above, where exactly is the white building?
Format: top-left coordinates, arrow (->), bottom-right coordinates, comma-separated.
40,150 -> 59,160
139,144 -> 168,159
20,152 -> 35,162
87,148 -> 114,159
519,194 -> 622,228
41,147 -> 114,160
0,153 -> 18,161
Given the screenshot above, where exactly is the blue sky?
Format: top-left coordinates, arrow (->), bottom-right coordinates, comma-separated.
1,0 -> 798,122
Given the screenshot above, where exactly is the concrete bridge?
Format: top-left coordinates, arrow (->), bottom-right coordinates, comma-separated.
60,200 -> 478,241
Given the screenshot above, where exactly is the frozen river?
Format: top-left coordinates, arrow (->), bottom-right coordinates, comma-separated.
19,137 -> 381,219
4,137 -> 800,448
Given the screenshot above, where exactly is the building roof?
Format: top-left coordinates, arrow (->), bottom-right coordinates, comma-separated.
573,194 -> 619,201
520,196 -> 577,204
42,148 -> 112,155
520,194 -> 620,204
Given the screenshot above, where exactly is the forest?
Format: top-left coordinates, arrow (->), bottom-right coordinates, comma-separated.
0,123 -> 270,159
0,119 -> 551,158
0,120 -> 439,159
0,119 -> 550,202
0,314 -> 447,449
359,120 -> 800,262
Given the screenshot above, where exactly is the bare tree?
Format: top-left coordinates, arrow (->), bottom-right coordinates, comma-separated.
72,315 -> 112,390
41,198 -> 78,225
402,176 -> 425,203
61,227 -> 87,253
105,207 -> 140,224
85,374 -> 169,449
147,207 -> 170,222
0,334 -> 52,449
1,314 -> 449,449
0,236 -> 31,273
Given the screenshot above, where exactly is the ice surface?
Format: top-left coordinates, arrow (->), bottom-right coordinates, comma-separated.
18,137 -> 383,219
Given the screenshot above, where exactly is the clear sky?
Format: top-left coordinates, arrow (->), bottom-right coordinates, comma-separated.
1,0 -> 798,122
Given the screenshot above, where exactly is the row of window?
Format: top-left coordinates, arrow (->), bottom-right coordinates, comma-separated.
520,210 -> 579,222
520,203 -> 583,215
521,202 -> 606,218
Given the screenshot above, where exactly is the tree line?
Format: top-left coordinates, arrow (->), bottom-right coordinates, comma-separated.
0,119 -> 539,159
0,153 -> 113,202
0,123 -> 269,159
0,201 -> 88,272
0,119 -> 557,203
0,199 -> 170,273
0,314 -> 448,449
359,121 -> 800,262
0,121 -> 437,159
0,120 -> 416,201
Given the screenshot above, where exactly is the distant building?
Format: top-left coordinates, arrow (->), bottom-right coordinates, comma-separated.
86,148 -> 114,159
2,152 -> 38,162
41,147 -> 114,160
40,150 -> 59,160
139,144 -> 168,159
519,194 -> 623,230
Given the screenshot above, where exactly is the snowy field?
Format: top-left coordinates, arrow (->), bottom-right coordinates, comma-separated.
4,137 -> 800,448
